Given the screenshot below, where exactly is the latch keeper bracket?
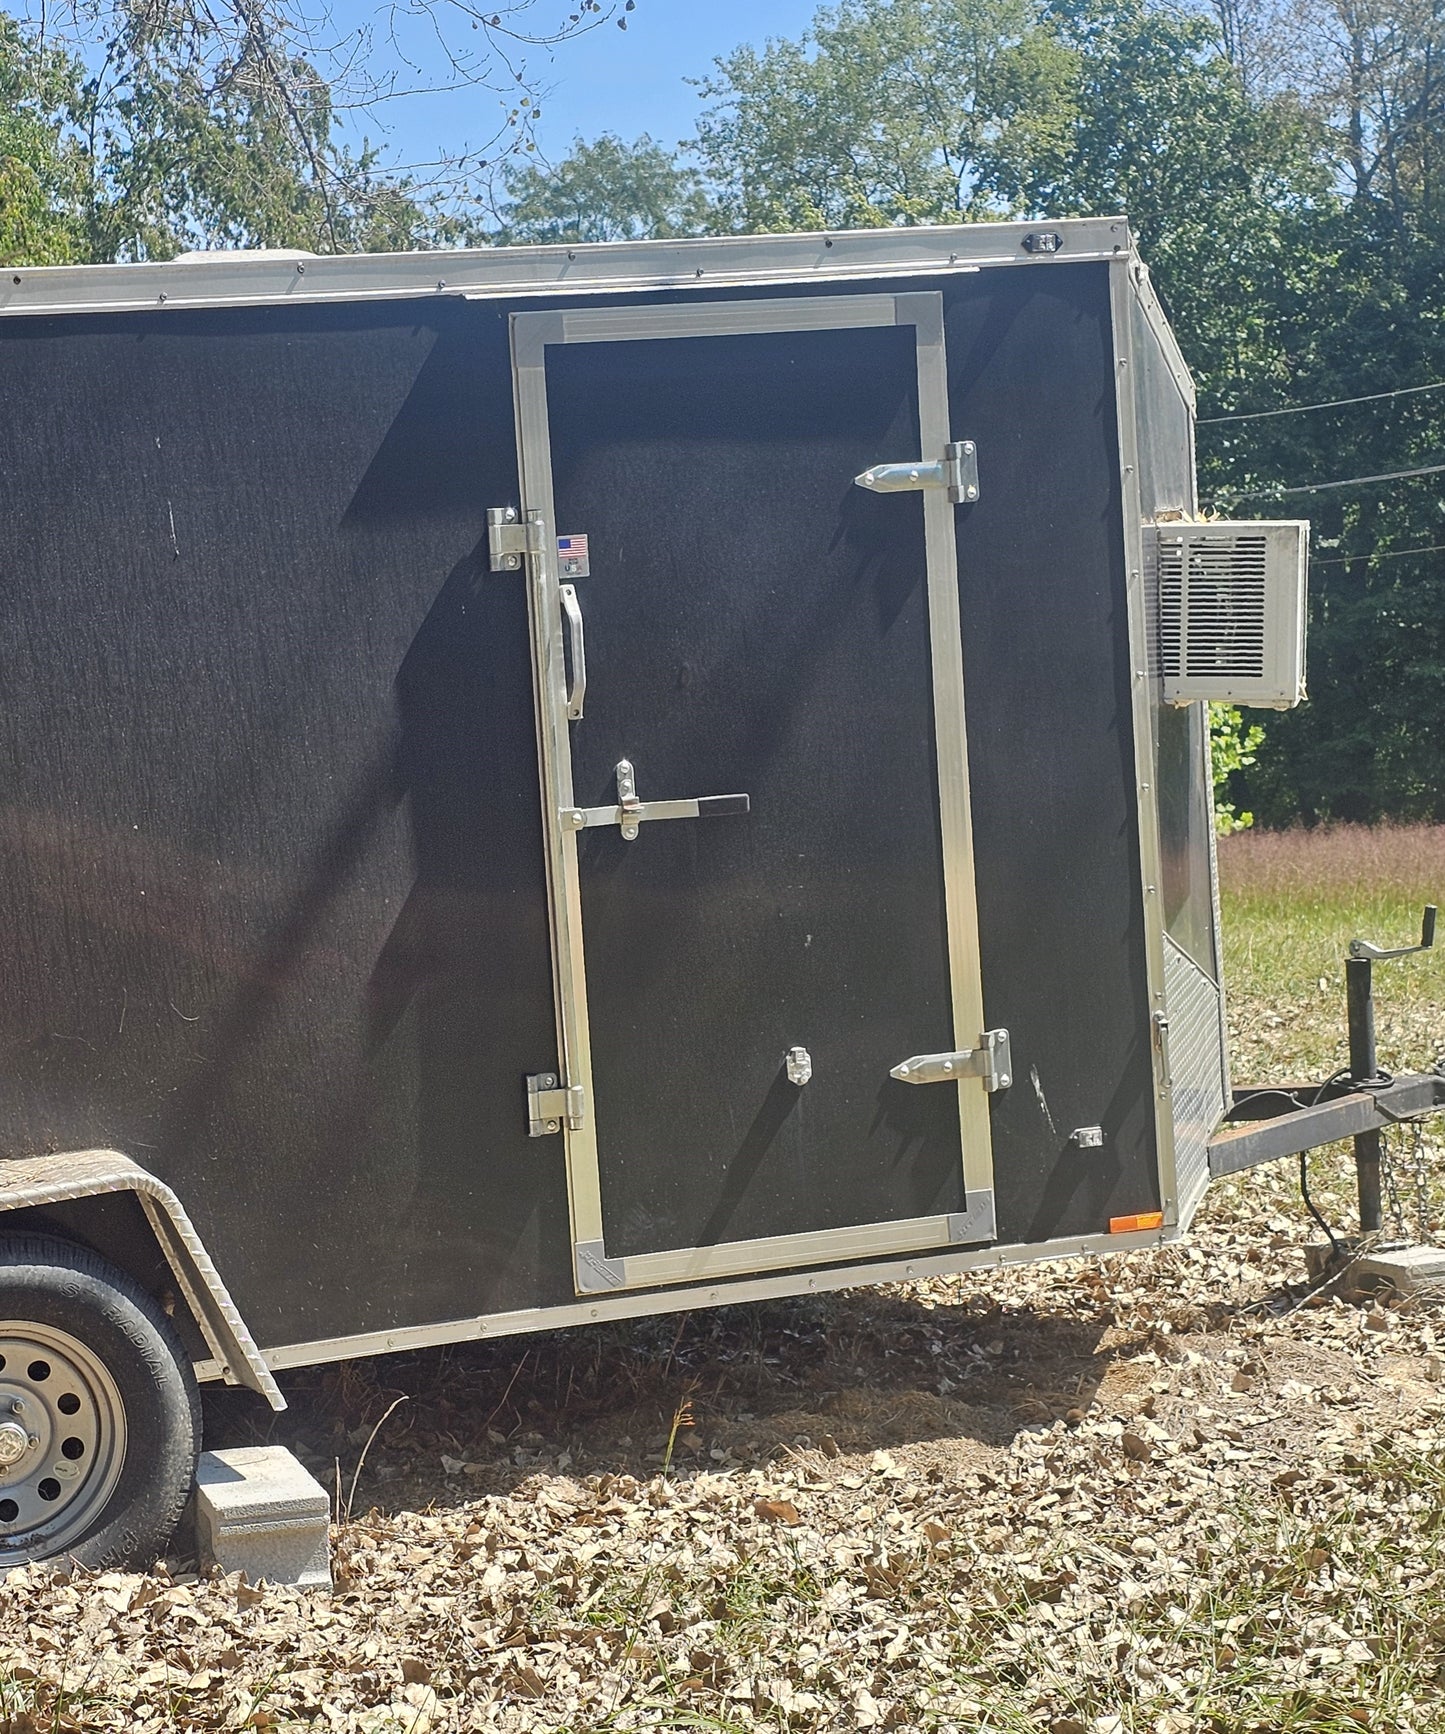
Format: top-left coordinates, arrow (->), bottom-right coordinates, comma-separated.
526,1072 -> 585,1137
488,506 -> 546,572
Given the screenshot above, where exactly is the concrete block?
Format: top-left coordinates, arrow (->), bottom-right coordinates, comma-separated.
1350,1244 -> 1445,1300
1304,1237 -> 1363,1281
195,1446 -> 332,1589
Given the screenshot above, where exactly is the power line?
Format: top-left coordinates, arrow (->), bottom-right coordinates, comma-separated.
1312,540 -> 1445,567
1199,379 -> 1445,425
1222,459 -> 1445,500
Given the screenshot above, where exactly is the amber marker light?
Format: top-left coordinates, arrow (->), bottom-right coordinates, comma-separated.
1109,1211 -> 1165,1234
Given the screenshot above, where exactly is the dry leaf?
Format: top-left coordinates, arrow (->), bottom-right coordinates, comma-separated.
852,1687 -> 885,1727
504,1664 -> 547,1698
753,1497 -> 801,1525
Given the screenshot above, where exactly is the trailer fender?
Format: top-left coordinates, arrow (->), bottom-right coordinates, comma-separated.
0,1150 -> 284,1410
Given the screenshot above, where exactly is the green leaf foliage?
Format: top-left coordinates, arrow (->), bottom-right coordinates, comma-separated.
0,10 -> 483,261
490,133 -> 710,244
0,18 -> 86,264
1210,703 -> 1267,833
692,0 -> 1078,232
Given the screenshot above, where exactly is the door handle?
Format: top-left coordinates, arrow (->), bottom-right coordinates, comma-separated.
559,583 -> 586,721
562,758 -> 750,840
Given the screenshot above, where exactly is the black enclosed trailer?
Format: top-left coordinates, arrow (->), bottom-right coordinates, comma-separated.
0,218 -> 1341,1564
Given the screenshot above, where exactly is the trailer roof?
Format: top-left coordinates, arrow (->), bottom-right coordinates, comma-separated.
0,216 -> 1133,321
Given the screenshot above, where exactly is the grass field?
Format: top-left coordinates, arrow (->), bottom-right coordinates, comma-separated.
2,824 -> 1445,1732
1222,821 -> 1445,1079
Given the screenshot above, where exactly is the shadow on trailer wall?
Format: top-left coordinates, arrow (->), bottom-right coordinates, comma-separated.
0,265 -> 1158,1360
0,297 -> 563,1340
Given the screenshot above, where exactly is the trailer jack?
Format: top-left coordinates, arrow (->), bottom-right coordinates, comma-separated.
1208,905 -> 1442,1266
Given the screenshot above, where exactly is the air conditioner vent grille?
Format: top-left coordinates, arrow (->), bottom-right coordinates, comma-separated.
1148,521 -> 1308,708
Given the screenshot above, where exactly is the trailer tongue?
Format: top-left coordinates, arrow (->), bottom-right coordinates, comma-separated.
1211,906 -> 1445,1262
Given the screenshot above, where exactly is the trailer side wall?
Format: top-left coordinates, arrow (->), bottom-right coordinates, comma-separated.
0,259 -> 1160,1351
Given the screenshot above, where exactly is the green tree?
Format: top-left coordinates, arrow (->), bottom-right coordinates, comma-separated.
693,0 -> 1077,232
0,0 -> 634,263
1210,703 -> 1266,831
692,0 -> 1328,404
37,0 -> 630,244
1006,0 -> 1330,407
489,132 -> 709,244
0,11 -> 461,261
1191,0 -> 1445,821
0,19 -> 85,264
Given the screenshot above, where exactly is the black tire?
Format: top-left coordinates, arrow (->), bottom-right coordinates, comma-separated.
0,1233 -> 200,1570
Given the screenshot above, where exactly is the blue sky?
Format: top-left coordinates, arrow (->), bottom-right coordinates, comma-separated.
331,0 -> 821,177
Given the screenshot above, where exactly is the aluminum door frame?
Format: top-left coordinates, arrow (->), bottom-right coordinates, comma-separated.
509,291 -> 995,1295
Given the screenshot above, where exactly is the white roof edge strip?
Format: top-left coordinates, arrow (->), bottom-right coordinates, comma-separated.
0,216 -> 1134,320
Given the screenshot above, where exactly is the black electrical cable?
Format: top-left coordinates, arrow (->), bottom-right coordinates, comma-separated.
1198,379 -> 1445,424
1299,1151 -> 1342,1263
1311,1067 -> 1355,1107
1222,459 -> 1445,502
1221,1086 -> 1310,1124
1312,541 -> 1445,568
1294,1068 -> 1356,1258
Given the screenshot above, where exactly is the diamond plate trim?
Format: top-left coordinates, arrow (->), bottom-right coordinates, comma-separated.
0,1150 -> 285,1409
1163,936 -> 1228,1225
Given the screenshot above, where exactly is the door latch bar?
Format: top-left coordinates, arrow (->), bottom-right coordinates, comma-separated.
562,759 -> 750,841
855,440 -> 979,505
526,1072 -> 585,1137
891,1028 -> 1012,1092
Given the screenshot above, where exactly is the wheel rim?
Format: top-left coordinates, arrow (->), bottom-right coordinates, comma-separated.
0,1321 -> 126,1558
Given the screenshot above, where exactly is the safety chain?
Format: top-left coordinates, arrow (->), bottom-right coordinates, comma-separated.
1380,1124 -> 1409,1242
1380,1119 -> 1436,1245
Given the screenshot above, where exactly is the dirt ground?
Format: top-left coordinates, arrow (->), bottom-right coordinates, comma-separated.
7,1150 -> 1445,1732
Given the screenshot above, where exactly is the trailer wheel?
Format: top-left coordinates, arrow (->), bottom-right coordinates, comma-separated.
0,1234 -> 200,1570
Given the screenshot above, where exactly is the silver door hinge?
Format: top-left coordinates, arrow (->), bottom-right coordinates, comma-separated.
891,1028 -> 1012,1092
855,440 -> 979,505
488,506 -> 546,572
526,1072 -> 585,1137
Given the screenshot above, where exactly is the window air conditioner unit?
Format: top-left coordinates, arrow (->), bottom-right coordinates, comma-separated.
1148,520 -> 1309,709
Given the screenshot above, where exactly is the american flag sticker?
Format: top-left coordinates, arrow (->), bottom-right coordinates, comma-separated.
557,533 -> 590,577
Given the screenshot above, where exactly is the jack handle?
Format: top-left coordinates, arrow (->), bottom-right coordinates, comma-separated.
1349,904 -> 1437,963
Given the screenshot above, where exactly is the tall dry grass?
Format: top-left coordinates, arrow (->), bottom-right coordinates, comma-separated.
1218,821 -> 1445,900
1218,822 -> 1445,1086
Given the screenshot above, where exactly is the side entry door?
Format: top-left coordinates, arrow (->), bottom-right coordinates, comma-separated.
501,292 -> 1003,1295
